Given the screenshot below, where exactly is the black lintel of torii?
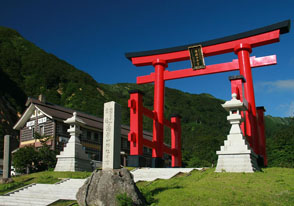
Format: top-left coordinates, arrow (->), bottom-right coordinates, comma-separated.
125,19 -> 291,60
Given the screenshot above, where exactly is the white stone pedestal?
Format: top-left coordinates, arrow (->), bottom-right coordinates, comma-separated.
54,112 -> 92,172
215,94 -> 259,173
215,132 -> 259,173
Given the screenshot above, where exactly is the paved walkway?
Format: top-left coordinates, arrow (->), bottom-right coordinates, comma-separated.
0,168 -> 200,206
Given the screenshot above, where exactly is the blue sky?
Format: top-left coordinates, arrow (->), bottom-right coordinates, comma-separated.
1,0 -> 293,117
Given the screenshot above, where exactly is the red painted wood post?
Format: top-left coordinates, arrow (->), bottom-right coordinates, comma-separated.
234,44 -> 260,155
152,59 -> 167,167
257,107 -> 267,166
171,115 -> 182,167
229,75 -> 248,145
128,90 -> 144,166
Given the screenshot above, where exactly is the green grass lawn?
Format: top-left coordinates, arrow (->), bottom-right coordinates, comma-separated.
1,168 -> 294,206
48,199 -> 78,206
137,168 -> 294,206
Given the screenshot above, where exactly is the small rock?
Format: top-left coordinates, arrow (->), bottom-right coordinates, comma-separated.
76,168 -> 146,206
0,178 -> 14,184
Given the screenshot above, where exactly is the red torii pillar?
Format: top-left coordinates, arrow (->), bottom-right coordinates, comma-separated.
257,106 -> 267,166
152,59 -> 167,167
229,75 -> 247,142
128,90 -> 145,167
171,115 -> 182,167
234,44 -> 260,154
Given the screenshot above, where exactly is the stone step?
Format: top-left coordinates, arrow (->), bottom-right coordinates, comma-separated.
130,168 -> 201,182
0,178 -> 86,206
0,201 -> 39,206
0,196 -> 52,205
10,190 -> 77,196
18,187 -> 80,192
9,193 -> 76,199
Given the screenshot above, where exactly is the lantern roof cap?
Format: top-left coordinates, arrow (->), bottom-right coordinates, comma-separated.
222,93 -> 248,112
64,112 -> 86,125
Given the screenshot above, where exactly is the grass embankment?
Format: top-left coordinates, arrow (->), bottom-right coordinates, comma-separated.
0,171 -> 91,195
1,168 -> 294,206
137,168 -> 294,206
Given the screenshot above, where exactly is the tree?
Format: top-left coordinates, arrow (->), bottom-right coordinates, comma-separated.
37,145 -> 57,171
33,132 -> 57,171
267,125 -> 294,168
12,132 -> 57,173
12,146 -> 39,173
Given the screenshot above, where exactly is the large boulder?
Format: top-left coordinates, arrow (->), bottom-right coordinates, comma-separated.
76,168 -> 146,206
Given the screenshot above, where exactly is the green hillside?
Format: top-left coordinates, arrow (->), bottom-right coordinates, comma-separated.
0,26 -> 293,167
137,167 -> 294,206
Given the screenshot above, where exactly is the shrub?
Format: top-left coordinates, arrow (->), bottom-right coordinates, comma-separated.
116,192 -> 133,206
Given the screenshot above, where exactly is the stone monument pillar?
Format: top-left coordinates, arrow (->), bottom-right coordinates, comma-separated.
215,93 -> 259,173
102,101 -> 121,170
3,135 -> 11,179
54,112 -> 92,172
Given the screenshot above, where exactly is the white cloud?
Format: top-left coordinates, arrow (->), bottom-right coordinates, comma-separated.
256,79 -> 294,92
274,101 -> 294,117
276,101 -> 294,117
262,80 -> 294,89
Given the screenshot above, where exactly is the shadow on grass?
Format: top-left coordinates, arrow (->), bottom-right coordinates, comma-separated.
142,185 -> 183,205
151,185 -> 183,196
20,177 -> 34,183
48,199 -> 77,206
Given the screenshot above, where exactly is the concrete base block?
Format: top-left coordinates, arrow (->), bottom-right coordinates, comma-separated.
215,153 -> 259,173
215,130 -> 259,173
54,157 -> 92,172
54,136 -> 92,172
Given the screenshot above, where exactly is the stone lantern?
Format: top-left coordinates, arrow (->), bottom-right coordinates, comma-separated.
64,112 -> 83,143
54,112 -> 92,172
215,93 -> 259,173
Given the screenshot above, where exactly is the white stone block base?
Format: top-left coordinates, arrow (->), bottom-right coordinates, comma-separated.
215,153 -> 259,173
54,157 -> 92,172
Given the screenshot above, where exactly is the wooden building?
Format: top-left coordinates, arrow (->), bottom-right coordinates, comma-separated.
13,96 -> 153,165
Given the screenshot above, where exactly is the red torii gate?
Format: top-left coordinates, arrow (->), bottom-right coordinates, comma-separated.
125,20 -> 290,168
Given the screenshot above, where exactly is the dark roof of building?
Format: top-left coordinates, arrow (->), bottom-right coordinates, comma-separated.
26,97 -> 104,129
14,97 -> 153,138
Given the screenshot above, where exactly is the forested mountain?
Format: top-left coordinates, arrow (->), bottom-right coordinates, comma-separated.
0,26 -> 293,167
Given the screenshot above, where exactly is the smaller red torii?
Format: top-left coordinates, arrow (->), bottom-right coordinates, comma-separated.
125,20 -> 290,167
128,90 -> 182,167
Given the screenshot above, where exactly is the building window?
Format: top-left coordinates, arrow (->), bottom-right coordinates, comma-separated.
31,110 -> 37,118
143,147 -> 147,154
32,127 -> 35,138
94,133 -> 99,141
39,125 -> 44,136
98,132 -> 103,144
63,125 -> 68,133
122,138 -> 128,150
87,131 -> 91,140
37,110 -> 42,116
